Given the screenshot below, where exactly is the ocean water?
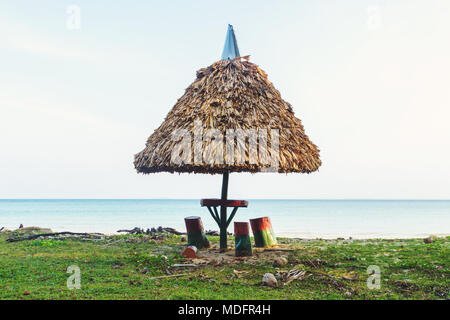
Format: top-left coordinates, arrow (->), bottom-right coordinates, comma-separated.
0,200 -> 449,239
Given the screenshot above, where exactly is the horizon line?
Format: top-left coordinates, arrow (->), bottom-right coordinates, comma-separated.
0,198 -> 449,201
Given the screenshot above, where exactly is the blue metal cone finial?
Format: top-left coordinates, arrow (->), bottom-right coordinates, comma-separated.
221,24 -> 240,60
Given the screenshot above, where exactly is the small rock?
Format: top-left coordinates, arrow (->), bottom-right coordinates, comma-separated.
423,236 -> 436,244
273,257 -> 288,267
262,273 -> 277,288
112,265 -> 121,269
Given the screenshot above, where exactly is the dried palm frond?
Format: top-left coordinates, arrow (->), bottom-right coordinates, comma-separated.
276,268 -> 310,285
134,59 -> 321,174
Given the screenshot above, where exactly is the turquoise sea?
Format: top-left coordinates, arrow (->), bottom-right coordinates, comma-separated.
0,200 -> 449,239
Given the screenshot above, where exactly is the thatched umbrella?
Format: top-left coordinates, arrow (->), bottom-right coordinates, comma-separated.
134,25 -> 321,249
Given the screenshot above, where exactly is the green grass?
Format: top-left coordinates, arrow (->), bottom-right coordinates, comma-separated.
0,231 -> 448,300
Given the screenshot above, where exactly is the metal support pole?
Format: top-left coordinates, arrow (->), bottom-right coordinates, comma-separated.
219,170 -> 229,249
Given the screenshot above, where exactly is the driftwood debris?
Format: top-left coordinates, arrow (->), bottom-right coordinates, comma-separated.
171,264 -> 198,268
6,232 -> 104,243
117,226 -> 185,235
116,226 -> 228,237
276,269 -> 310,285
116,226 -> 228,236
205,230 -> 232,236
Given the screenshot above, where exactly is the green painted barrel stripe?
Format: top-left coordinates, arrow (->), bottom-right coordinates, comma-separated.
253,228 -> 277,247
235,235 -> 252,250
235,234 -> 252,256
187,230 -> 210,249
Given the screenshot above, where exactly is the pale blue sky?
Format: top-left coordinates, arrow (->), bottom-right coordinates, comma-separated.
1,1 -> 449,199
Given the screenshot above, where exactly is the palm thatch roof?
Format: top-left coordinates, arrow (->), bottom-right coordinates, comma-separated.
134,58 -> 321,174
